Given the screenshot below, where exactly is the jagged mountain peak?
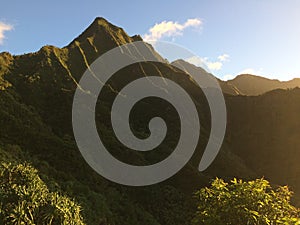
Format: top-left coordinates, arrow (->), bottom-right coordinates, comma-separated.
67,17 -> 135,49
89,17 -> 123,32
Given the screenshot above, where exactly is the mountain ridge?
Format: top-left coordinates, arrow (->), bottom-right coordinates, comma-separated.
171,59 -> 241,95
1,17 -> 300,224
0,17 -> 225,224
226,73 -> 300,95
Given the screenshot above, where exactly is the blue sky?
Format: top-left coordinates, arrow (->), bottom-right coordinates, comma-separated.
0,0 -> 300,81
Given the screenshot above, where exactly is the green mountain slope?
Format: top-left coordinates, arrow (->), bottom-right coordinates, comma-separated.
0,17 -> 216,225
171,59 -> 241,96
226,88 -> 300,203
0,17 -> 300,224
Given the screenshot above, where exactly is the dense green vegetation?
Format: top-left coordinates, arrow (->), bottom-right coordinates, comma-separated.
1,155 -> 299,225
1,17 -> 300,224
0,162 -> 85,225
193,178 -> 300,225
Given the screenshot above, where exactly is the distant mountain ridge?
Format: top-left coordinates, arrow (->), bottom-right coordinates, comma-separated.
171,59 -> 241,95
170,60 -> 300,96
226,74 -> 300,95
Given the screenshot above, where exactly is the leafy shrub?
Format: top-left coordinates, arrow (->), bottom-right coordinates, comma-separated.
192,178 -> 300,225
0,162 -> 85,225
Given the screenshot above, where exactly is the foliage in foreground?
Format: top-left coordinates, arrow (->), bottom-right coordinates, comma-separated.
193,178 -> 300,225
0,162 -> 85,225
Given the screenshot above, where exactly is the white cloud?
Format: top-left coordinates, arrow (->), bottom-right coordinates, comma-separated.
218,54 -> 230,62
184,18 -> 202,27
185,56 -> 206,67
0,22 -> 13,45
186,54 -> 229,71
207,61 -> 223,71
143,18 -> 202,42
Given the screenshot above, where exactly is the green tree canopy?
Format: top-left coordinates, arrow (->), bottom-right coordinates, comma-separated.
0,162 -> 85,225
192,178 -> 300,225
